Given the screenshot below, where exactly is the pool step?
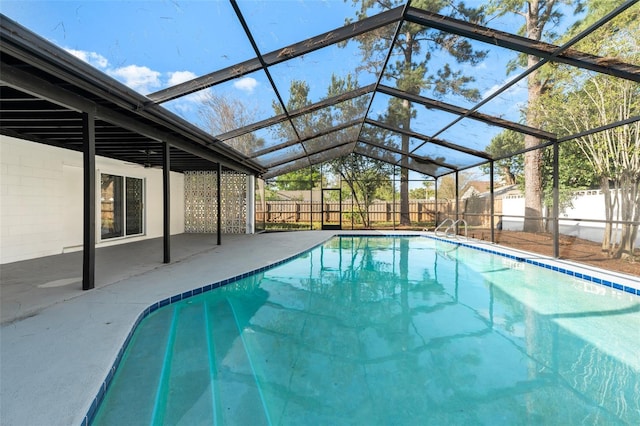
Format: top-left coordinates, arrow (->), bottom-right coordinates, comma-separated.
154,298 -> 270,426
205,297 -> 271,425
92,305 -> 176,425
91,296 -> 271,425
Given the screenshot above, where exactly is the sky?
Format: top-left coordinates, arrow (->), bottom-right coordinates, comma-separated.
0,1 -> 368,123
0,0 -> 592,184
0,1 -> 527,122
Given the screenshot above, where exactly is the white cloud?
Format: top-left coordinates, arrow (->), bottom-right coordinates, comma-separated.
233,77 -> 258,94
481,75 -> 526,101
166,100 -> 194,117
65,48 -> 200,100
109,65 -> 161,94
168,70 -> 197,86
65,48 -> 109,69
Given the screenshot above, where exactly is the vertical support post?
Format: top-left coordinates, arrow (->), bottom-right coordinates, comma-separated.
455,171 -> 459,233
490,161 -> 495,243
392,166 -> 396,230
163,142 -> 171,263
339,179 -> 343,230
217,162 -> 222,246
262,178 -> 266,231
318,163 -> 323,230
246,174 -> 255,234
82,111 -> 96,290
434,178 -> 438,227
309,165 -> 313,230
350,180 -> 354,230
553,140 -> 560,258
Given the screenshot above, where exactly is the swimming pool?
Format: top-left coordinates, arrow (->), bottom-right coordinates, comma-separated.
90,236 -> 640,425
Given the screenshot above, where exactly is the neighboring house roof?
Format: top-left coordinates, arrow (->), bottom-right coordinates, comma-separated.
460,181 -> 491,199
461,183 -> 520,199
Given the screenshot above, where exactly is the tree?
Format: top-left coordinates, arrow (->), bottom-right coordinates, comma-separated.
272,167 -> 322,191
273,76 -> 393,227
488,0 -> 582,233
197,91 -> 264,155
410,180 -> 435,200
347,0 -> 487,225
436,172 -> 475,201
486,128 -> 597,230
329,154 -> 393,227
535,4 -> 639,258
484,130 -> 525,185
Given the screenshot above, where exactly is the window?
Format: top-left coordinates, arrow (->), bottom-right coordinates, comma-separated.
101,174 -> 144,239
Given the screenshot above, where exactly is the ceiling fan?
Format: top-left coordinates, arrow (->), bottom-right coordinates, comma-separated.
122,149 -> 163,169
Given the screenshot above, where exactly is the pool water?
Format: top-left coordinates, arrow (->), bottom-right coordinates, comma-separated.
92,236 -> 640,425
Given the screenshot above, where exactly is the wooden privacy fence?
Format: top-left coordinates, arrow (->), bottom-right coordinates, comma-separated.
256,198 -> 502,226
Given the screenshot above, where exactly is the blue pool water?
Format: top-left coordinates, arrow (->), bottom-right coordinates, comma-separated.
91,236 -> 640,425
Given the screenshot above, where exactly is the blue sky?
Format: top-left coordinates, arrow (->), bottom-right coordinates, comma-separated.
0,0 -> 529,186
0,1 -> 366,120
2,0 -> 591,184
0,1 -> 526,121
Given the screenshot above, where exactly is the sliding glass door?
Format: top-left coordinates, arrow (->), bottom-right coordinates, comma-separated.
101,174 -> 144,240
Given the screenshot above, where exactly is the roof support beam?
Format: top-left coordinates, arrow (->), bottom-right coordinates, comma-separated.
217,84 -> 375,143
405,7 -> 640,82
357,137 -> 457,170
365,118 -> 491,160
352,148 -> 443,176
261,139 -> 355,169
377,84 -> 556,140
247,118 -> 362,160
147,7 -> 403,104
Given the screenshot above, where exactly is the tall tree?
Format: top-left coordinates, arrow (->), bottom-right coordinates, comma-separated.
322,75 -> 393,227
535,2 -> 639,258
486,128 -> 596,226
488,0 -> 582,232
273,76 -> 392,226
330,153 -> 393,227
347,0 -> 486,225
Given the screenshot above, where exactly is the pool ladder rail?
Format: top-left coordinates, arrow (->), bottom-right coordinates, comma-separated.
433,218 -> 468,240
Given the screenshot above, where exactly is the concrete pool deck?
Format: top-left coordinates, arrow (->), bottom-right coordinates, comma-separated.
1,231 -> 638,425
0,231 -> 340,425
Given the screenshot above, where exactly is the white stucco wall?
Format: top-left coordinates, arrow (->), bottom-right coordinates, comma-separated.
1,135 -> 185,264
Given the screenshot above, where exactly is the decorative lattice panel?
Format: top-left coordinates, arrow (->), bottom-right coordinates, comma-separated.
184,171 -> 246,233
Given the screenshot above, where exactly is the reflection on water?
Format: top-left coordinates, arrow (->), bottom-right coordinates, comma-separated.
93,237 -> 640,425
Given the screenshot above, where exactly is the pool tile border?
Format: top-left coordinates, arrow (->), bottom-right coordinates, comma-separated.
82,232 -> 638,425
425,235 -> 639,297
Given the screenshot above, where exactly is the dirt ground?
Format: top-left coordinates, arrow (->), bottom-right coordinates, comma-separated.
466,229 -> 639,277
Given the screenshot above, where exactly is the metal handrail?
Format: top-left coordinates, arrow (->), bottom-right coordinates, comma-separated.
445,219 -> 468,240
434,218 -> 455,237
434,218 -> 468,240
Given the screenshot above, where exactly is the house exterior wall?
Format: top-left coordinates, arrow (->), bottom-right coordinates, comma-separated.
1,135 -> 184,264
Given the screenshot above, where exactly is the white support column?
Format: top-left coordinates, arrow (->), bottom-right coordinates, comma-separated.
246,174 -> 255,234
